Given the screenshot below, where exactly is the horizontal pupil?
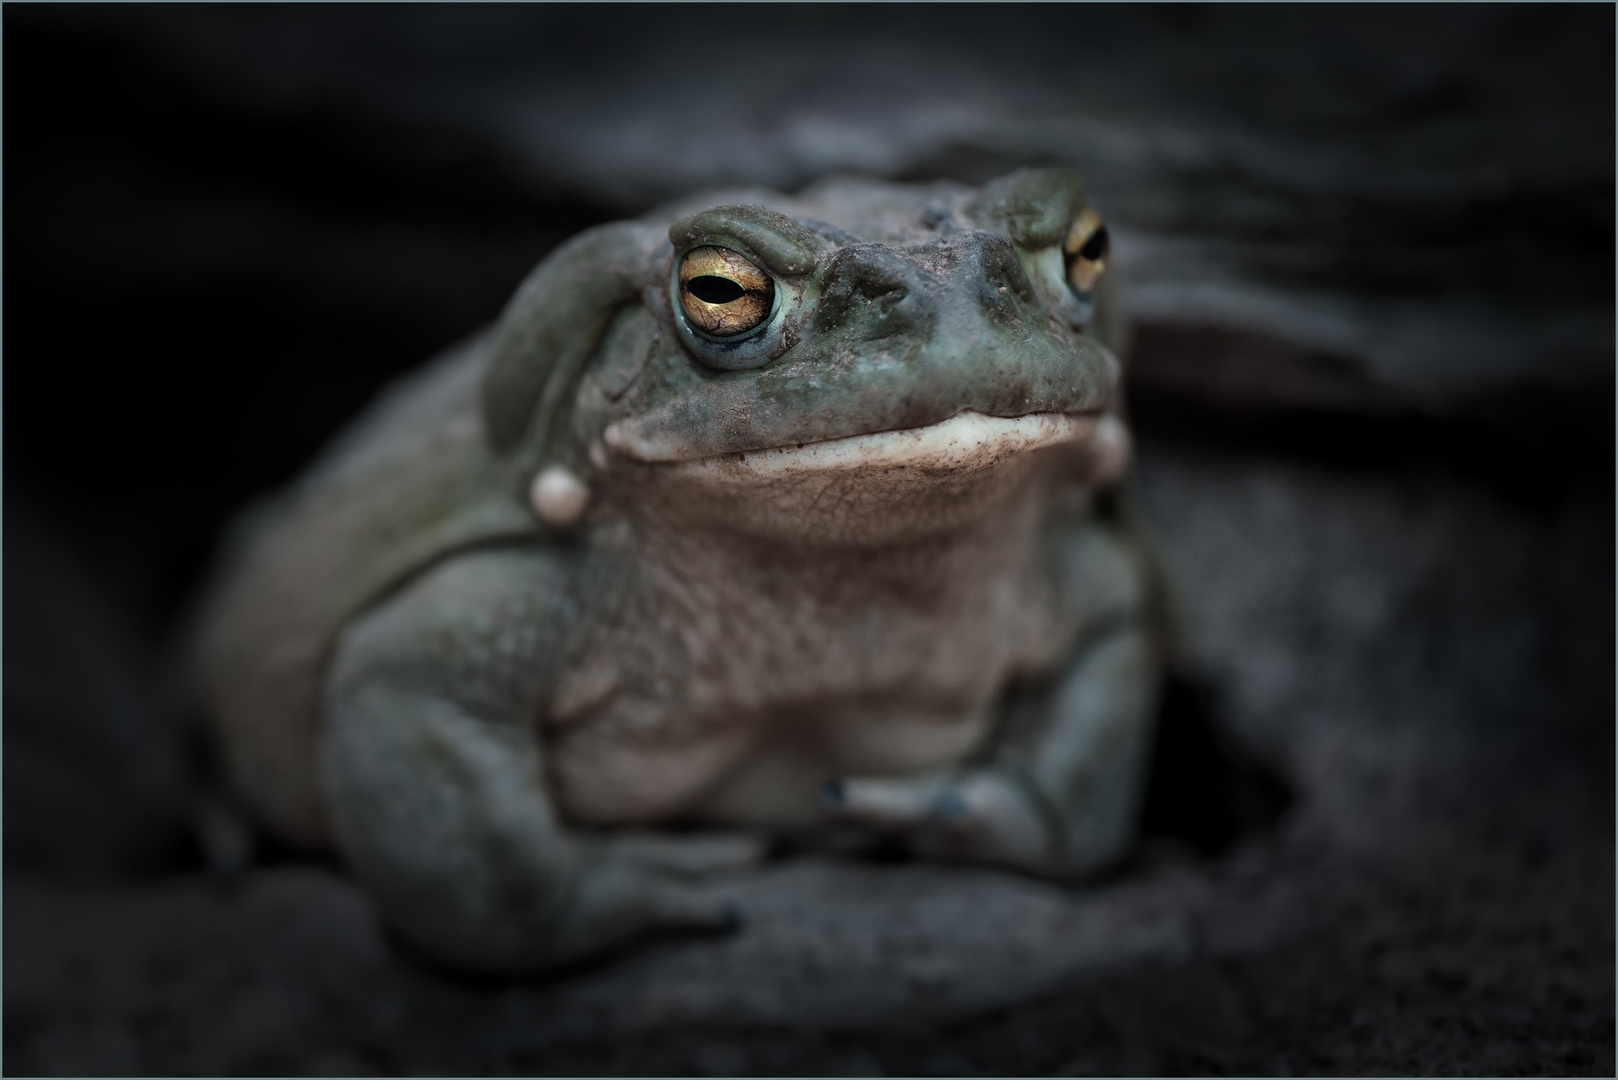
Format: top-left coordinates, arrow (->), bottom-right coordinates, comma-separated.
688,275 -> 746,304
1079,227 -> 1109,262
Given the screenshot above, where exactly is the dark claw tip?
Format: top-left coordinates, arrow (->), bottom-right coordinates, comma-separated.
936,789 -> 969,820
819,779 -> 847,808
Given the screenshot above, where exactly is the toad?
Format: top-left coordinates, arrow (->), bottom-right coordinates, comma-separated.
192,169 -> 1165,972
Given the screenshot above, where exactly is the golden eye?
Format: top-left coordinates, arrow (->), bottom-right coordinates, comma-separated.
1063,207 -> 1109,293
678,246 -> 774,337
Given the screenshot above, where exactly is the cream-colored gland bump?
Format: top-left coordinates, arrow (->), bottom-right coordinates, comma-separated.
530,465 -> 591,527
1088,414 -> 1132,485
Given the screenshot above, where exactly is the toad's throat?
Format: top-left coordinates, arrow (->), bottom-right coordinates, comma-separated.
605,410 -> 1101,476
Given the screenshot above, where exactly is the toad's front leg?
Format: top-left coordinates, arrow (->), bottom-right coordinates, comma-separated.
321,549 -> 758,973
822,520 -> 1163,878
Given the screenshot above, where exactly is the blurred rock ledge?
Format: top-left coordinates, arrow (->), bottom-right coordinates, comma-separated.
1124,321 -> 1613,504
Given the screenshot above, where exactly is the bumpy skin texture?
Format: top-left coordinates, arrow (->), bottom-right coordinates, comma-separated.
191,170 -> 1166,972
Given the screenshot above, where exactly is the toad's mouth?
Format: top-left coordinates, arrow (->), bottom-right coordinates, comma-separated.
603,409 -> 1108,477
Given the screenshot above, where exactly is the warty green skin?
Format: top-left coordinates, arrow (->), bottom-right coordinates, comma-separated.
191,169 -> 1167,972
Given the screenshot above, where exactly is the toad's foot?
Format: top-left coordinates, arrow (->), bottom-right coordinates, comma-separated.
820,767 -> 1057,874
555,831 -> 768,951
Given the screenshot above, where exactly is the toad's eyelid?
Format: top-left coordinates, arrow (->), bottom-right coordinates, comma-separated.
668,206 -> 827,277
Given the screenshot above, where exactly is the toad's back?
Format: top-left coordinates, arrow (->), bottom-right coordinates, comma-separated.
190,336 -> 538,847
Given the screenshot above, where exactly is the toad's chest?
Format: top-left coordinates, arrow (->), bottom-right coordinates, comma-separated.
541,516 -> 1077,827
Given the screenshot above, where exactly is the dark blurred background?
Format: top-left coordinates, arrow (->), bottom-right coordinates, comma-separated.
5,5 -> 1613,1076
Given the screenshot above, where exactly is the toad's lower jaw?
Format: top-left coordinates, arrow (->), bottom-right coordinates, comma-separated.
605,410 -> 1109,477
